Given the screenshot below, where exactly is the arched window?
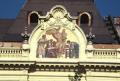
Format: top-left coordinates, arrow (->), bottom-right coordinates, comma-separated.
80,14 -> 89,24
78,12 -> 92,26
30,13 -> 38,23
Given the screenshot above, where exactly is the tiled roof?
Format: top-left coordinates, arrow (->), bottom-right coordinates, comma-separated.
0,19 -> 14,33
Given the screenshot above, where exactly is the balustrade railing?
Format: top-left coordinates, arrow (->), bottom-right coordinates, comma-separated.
92,50 -> 118,59
0,48 -> 28,58
0,42 -> 30,58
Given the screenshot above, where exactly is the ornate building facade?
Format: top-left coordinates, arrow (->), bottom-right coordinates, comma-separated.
0,0 -> 120,81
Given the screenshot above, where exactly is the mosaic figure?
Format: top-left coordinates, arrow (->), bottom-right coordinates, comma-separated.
37,35 -> 47,57
46,39 -> 57,58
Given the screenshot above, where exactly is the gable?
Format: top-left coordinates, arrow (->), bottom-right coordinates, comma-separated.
29,5 -> 87,59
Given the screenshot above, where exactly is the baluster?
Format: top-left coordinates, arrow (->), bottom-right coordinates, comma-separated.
0,50 -> 1,57
4,50 -> 6,54
20,50 -> 22,54
10,50 -> 12,54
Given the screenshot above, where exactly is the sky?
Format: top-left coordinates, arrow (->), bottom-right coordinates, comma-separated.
0,0 -> 119,19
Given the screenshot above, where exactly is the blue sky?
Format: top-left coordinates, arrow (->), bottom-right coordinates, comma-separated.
95,0 -> 120,16
0,0 -> 119,19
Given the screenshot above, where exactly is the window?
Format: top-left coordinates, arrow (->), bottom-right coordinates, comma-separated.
30,13 -> 38,23
80,14 -> 89,24
78,12 -> 92,26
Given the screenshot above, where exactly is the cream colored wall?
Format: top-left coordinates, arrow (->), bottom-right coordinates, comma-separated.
0,71 -> 119,81
29,71 -> 74,81
86,71 -> 120,81
0,70 -> 28,81
28,72 -> 120,81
